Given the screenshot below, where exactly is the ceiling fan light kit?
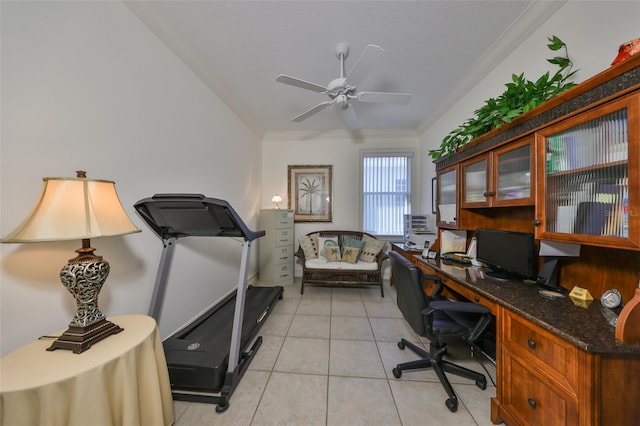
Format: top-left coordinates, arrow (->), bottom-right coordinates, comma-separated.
276,42 -> 412,129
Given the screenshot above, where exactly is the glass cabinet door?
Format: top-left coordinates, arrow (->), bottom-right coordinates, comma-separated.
460,136 -> 534,208
492,136 -> 534,207
437,165 -> 458,228
461,155 -> 489,207
536,94 -> 639,250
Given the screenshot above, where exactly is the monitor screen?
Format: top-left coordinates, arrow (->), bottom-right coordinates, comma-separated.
476,228 -> 535,281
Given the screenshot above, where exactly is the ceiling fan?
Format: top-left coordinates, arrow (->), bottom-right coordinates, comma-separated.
276,42 -> 412,129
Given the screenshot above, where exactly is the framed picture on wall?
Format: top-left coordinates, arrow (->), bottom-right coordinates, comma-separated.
432,177 -> 437,214
288,165 -> 333,222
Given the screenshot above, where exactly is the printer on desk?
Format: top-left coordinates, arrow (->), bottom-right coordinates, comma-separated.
403,214 -> 435,250
405,232 -> 434,249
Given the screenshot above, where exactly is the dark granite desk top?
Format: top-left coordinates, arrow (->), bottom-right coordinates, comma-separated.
414,256 -> 640,355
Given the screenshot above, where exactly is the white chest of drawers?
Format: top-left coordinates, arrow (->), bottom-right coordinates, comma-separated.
258,209 -> 294,285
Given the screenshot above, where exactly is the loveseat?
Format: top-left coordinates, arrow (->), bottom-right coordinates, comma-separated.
295,230 -> 388,297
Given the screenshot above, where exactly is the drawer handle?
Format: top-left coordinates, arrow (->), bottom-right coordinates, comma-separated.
474,295 -> 480,302
528,398 -> 537,409
527,339 -> 536,349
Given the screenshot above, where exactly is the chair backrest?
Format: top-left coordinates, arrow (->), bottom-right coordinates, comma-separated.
390,251 -> 429,336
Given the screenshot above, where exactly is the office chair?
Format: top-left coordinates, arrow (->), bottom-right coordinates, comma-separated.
389,251 -> 491,412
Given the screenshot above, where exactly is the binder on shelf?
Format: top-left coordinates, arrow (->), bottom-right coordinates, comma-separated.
574,202 -> 611,236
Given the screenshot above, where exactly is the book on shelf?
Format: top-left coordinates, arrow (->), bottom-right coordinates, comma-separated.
575,202 -> 611,236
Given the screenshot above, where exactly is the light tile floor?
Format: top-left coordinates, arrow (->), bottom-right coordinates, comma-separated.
173,279 -> 499,426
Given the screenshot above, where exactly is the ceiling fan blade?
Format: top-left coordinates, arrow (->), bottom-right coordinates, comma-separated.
276,74 -> 326,93
292,100 -> 334,122
357,91 -> 412,104
345,44 -> 385,86
340,104 -> 359,130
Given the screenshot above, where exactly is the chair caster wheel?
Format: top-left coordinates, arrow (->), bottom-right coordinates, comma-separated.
215,403 -> 229,413
397,341 -> 405,350
392,368 -> 402,378
445,398 -> 458,412
476,377 -> 487,390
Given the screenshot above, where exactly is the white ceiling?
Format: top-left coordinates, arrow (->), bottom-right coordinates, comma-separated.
125,1 -> 565,136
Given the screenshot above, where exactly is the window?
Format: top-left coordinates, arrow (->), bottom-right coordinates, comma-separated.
362,152 -> 413,236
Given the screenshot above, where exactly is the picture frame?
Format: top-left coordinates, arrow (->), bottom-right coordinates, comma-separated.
432,177 -> 437,214
288,165 -> 333,222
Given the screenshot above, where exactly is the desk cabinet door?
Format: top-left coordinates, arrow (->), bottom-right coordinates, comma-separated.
502,352 -> 578,426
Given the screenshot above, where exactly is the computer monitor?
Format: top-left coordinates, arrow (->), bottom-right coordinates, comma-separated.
476,228 -> 536,281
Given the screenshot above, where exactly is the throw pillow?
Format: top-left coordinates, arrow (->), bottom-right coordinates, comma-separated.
342,247 -> 361,264
360,234 -> 387,262
342,237 -> 366,260
298,233 -> 319,259
325,246 -> 342,262
318,236 -> 339,258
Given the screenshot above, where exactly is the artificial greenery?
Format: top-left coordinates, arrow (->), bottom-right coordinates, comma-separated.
429,36 -> 577,159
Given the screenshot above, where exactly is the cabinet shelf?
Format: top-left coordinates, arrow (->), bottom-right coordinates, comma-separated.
546,159 -> 628,178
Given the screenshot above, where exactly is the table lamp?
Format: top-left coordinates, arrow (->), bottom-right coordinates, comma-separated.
1,171 -> 140,353
271,194 -> 282,209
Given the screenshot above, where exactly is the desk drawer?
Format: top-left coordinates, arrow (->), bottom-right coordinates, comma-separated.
503,310 -> 578,393
502,350 -> 578,426
440,275 -> 497,314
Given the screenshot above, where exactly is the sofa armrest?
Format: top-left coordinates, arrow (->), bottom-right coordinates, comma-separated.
374,249 -> 389,272
295,244 -> 306,263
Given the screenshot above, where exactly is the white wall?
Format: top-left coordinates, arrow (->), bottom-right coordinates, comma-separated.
420,0 -> 640,212
0,1 -> 262,355
261,129 -> 421,275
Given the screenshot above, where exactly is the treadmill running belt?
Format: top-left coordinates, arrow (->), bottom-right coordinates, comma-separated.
163,285 -> 283,393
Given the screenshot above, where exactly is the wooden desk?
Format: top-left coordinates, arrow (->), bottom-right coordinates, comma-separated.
406,255 -> 640,426
0,315 -> 174,426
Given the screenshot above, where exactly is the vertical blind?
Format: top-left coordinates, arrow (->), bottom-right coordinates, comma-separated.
362,152 -> 413,235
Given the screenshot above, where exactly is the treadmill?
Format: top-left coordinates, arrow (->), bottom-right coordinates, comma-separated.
134,194 -> 284,413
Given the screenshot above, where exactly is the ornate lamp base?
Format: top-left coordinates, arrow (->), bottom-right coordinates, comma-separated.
48,239 -> 124,354
47,319 -> 123,354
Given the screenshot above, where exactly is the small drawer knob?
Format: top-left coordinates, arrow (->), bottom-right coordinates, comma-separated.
527,339 -> 536,349
528,398 -> 537,409
474,295 -> 480,302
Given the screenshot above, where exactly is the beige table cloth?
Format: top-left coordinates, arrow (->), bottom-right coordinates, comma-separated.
0,315 -> 174,426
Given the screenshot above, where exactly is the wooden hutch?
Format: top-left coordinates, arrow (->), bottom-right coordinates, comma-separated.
431,55 -> 640,425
